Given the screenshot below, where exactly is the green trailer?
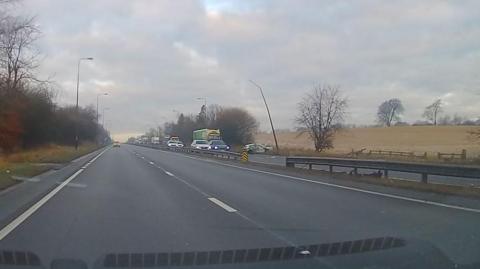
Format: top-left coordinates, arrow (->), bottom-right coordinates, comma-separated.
192,129 -> 221,141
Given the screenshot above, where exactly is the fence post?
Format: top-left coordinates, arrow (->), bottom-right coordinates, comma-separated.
329,165 -> 333,173
384,170 -> 389,178
353,167 -> 358,175
461,149 -> 466,160
308,164 -> 312,170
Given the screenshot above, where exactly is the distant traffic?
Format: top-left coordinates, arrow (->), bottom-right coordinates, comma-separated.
131,128 -> 231,151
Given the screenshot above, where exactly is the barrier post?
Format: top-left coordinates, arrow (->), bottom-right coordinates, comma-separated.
241,150 -> 249,162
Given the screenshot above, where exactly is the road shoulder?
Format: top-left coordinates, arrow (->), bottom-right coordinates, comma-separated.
0,147 -> 108,230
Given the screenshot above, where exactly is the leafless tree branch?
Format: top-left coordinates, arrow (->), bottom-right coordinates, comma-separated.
296,84 -> 348,152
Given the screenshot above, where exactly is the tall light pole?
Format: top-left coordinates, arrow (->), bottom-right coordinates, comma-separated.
74,57 -> 94,150
249,80 -> 279,153
96,92 -> 108,124
102,107 -> 110,127
196,97 -> 207,108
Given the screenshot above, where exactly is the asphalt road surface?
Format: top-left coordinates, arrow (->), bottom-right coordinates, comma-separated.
1,144 -> 480,268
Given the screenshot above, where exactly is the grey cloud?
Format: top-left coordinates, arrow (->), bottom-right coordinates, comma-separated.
15,0 -> 480,138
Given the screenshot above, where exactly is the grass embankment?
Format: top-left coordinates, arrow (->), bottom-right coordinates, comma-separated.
256,126 -> 480,164
0,143 -> 99,191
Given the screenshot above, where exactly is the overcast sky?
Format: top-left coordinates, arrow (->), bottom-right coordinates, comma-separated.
12,0 -> 480,139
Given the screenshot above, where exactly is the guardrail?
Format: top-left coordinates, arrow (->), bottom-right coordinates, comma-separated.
132,143 -> 242,160
285,156 -> 480,183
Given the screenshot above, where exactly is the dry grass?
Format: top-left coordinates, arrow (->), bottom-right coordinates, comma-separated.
256,126 -> 480,160
0,143 -> 99,191
1,143 -> 98,163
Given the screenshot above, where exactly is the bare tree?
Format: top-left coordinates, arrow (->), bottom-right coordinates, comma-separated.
422,99 -> 442,125
377,98 -> 404,127
0,15 -> 41,92
296,84 -> 348,152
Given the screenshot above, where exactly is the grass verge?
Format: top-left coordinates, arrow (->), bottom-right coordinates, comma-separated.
206,155 -> 480,198
265,146 -> 480,166
0,143 -> 100,191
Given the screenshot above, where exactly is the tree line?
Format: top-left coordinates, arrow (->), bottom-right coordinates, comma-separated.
0,3 -> 108,153
375,98 -> 480,127
135,83 -> 478,153
136,105 -> 258,146
296,85 -> 479,152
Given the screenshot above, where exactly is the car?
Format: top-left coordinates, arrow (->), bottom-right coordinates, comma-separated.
208,139 -> 230,151
191,139 -> 209,149
243,143 -> 266,153
167,140 -> 184,147
167,140 -> 178,147
113,141 -> 120,147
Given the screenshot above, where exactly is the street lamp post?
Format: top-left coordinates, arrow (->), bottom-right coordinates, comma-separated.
102,107 -> 110,127
74,57 -> 94,150
96,92 -> 108,124
249,80 -> 280,153
196,97 -> 207,108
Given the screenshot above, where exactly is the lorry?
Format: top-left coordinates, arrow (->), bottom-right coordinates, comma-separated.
192,129 -> 221,141
151,136 -> 160,144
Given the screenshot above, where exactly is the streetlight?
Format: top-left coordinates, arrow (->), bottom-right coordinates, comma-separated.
196,97 -> 207,108
74,57 -> 94,150
249,80 -> 279,153
96,92 -> 108,124
102,107 -> 110,127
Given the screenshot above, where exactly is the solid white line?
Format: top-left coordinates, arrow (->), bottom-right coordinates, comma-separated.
165,171 -> 174,177
177,153 -> 480,214
0,169 -> 83,241
57,182 -> 87,188
208,197 -> 237,212
0,148 -> 108,241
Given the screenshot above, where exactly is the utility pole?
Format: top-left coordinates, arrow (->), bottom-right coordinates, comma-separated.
249,80 -> 280,153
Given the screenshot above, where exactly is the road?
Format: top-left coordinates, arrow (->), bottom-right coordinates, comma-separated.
0,144 -> 480,268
